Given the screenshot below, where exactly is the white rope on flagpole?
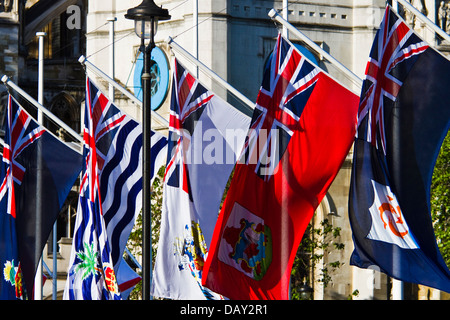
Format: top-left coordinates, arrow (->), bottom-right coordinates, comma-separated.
268,8 -> 364,88
165,36 -> 255,113
78,55 -> 169,128
1,75 -> 83,144
397,0 -> 450,44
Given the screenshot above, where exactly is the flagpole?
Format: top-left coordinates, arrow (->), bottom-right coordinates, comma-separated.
78,55 -> 169,127
268,9 -> 363,88
392,0 -> 399,12
166,36 -> 255,114
397,0 -> 450,43
390,3 -> 405,301
1,76 -> 83,144
34,31 -> 46,301
282,0 -> 288,38
193,0 -> 199,78
107,17 -> 117,103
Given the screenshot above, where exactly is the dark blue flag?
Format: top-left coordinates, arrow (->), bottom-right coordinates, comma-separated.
0,95 -> 83,299
349,6 -> 450,292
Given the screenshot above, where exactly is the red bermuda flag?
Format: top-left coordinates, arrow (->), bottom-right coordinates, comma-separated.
202,33 -> 359,299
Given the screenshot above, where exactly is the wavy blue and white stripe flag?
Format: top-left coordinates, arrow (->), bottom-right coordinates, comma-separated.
64,78 -> 167,300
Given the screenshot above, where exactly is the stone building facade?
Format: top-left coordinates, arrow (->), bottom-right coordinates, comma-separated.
82,0 -> 450,301
0,0 -> 448,299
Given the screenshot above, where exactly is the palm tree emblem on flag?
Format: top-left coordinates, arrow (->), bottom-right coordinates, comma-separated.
74,242 -> 119,295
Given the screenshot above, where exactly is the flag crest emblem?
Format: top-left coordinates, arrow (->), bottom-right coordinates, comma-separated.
367,180 -> 418,249
2,260 -> 23,297
174,221 -> 208,280
218,203 -> 272,281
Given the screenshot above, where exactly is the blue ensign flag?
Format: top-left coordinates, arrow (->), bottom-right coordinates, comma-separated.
0,95 -> 83,299
349,6 -> 450,292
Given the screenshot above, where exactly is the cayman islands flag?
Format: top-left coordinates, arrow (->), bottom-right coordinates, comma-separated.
202,33 -> 359,299
64,78 -> 167,300
0,95 -> 83,299
151,58 -> 250,299
349,6 -> 450,292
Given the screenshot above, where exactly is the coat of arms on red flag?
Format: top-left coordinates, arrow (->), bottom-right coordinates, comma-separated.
218,203 -> 272,281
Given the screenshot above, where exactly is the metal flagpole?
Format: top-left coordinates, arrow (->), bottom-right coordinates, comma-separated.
397,0 -> 450,43
193,0 -> 199,78
165,36 -> 255,114
107,17 -> 117,102
268,8 -> 363,88
282,0 -> 288,38
34,31 -> 46,301
78,55 -> 169,128
392,0 -> 399,12
52,223 -> 57,299
1,76 -> 82,143
389,1 -> 406,301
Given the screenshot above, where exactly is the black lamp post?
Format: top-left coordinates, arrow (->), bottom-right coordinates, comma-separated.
125,0 -> 170,300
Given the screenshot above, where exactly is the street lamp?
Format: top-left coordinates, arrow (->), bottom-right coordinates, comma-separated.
298,281 -> 313,300
125,0 -> 170,300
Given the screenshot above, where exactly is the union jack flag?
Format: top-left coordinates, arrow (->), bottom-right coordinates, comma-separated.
0,96 -> 45,218
64,78 -> 167,300
242,35 -> 320,179
165,60 -> 213,192
357,7 -> 428,154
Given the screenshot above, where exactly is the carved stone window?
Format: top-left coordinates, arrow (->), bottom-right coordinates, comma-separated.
47,92 -> 80,140
0,0 -> 13,13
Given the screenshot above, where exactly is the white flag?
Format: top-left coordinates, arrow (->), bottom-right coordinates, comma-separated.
151,58 -> 250,299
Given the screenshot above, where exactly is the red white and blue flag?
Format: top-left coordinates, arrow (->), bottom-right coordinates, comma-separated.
151,58 -> 250,299
202,33 -> 359,299
64,78 -> 167,299
349,6 -> 450,292
0,95 -> 83,299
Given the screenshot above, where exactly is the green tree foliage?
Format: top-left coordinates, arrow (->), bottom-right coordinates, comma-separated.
290,218 -> 345,300
431,131 -> 450,265
126,165 -> 346,300
126,166 -> 165,300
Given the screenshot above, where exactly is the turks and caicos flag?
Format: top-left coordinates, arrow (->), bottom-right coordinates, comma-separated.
151,58 -> 250,299
349,6 -> 450,292
202,33 -> 359,299
0,96 -> 83,299
64,78 -> 167,299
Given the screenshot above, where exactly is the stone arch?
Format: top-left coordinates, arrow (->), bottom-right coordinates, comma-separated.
47,91 -> 80,140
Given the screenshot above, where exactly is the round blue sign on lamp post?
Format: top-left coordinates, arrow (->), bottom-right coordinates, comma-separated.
133,46 -> 170,110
